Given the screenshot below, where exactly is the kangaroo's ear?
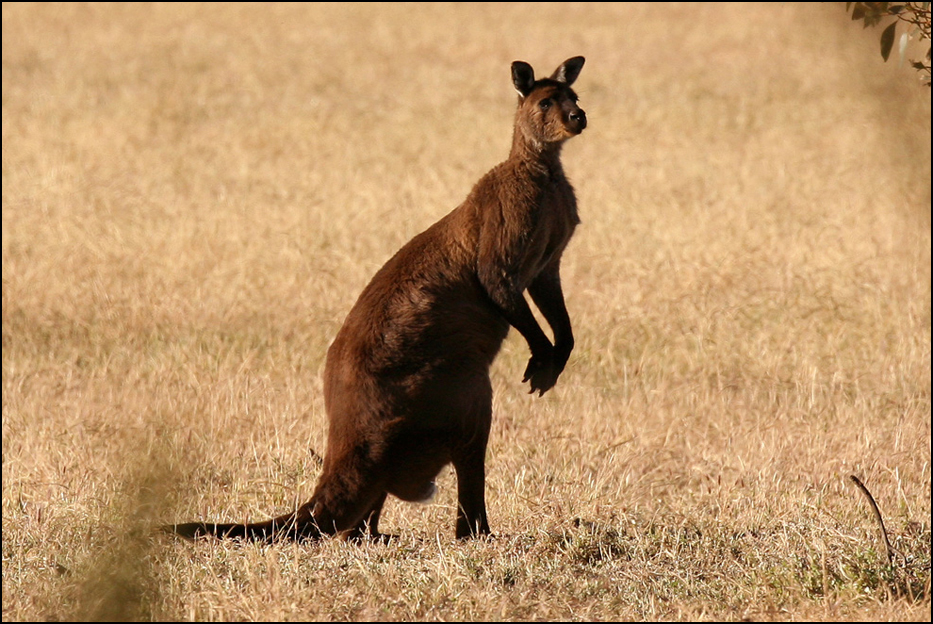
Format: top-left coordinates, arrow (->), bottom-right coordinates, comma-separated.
511,61 -> 536,98
550,56 -> 585,86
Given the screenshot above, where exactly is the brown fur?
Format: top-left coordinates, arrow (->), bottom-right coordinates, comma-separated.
169,56 -> 587,542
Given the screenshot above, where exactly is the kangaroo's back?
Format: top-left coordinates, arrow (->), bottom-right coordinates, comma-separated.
169,56 -> 588,542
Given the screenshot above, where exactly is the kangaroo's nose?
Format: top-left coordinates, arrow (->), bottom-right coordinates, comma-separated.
569,109 -> 587,131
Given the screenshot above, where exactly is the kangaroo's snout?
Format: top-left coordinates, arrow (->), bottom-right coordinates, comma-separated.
569,108 -> 586,133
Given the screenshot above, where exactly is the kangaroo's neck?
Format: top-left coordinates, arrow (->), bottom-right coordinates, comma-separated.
508,130 -> 567,181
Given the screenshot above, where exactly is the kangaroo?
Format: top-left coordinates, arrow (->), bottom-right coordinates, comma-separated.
169,56 -> 587,541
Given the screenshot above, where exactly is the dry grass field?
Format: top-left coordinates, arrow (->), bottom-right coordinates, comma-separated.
2,2 -> 930,621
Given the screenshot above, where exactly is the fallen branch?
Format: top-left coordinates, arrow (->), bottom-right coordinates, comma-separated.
849,474 -> 903,566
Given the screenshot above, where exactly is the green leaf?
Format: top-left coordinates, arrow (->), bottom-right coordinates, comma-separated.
880,21 -> 897,61
852,3 -> 866,20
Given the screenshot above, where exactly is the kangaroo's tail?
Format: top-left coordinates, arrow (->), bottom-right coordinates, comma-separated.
164,509 -> 320,542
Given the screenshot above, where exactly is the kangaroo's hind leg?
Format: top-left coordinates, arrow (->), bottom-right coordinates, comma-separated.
341,491 -> 396,542
451,384 -> 493,539
453,446 -> 491,538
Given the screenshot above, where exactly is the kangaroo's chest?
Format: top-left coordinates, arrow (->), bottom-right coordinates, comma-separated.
530,178 -> 579,268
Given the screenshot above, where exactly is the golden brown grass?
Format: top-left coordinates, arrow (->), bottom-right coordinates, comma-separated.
2,2 -> 930,621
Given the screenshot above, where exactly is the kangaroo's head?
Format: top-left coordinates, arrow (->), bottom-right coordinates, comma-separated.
511,56 -> 586,148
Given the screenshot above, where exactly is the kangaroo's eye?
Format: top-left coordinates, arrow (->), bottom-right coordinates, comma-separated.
538,98 -> 552,110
